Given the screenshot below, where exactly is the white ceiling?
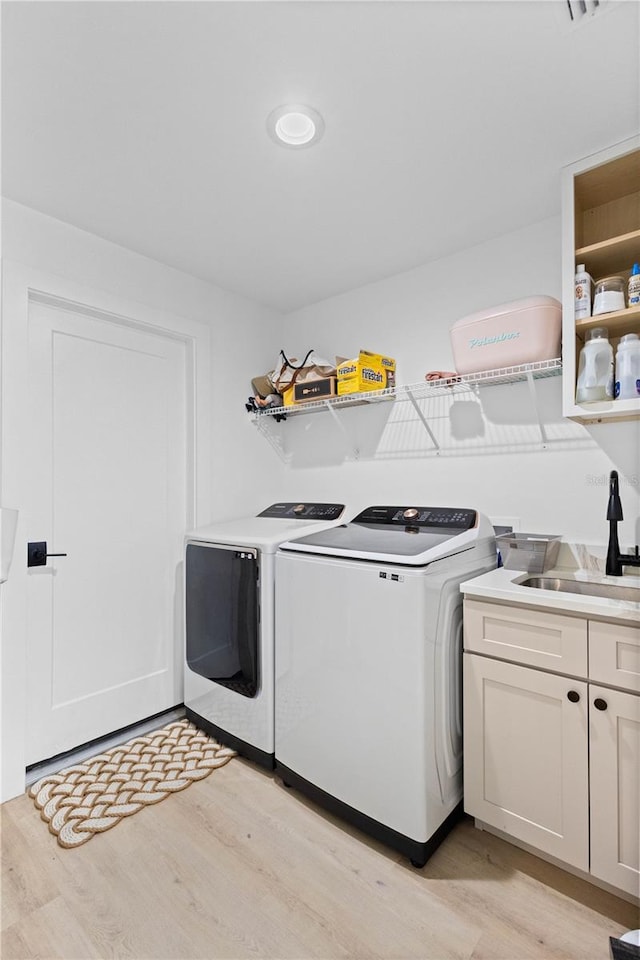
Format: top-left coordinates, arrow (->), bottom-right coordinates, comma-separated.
2,1 -> 639,312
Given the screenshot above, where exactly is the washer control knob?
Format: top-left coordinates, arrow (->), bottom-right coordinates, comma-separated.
293,504 -> 306,515
403,508 -> 419,520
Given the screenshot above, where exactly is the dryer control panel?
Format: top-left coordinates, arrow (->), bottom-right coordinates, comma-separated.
258,502 -> 345,520
353,506 -> 477,529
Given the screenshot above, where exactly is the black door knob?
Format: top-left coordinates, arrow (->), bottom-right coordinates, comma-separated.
594,698 -> 608,711
567,690 -> 580,703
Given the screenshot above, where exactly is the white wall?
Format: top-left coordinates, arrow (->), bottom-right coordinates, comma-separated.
277,215 -> 640,552
1,199 -> 286,519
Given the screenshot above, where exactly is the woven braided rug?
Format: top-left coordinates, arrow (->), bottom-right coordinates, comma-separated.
29,719 -> 236,848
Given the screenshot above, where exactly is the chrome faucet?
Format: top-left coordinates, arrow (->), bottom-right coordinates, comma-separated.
606,470 -> 640,576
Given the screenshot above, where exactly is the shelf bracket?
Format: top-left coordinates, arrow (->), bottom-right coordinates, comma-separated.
404,386 -> 440,451
525,372 -> 549,446
253,414 -> 290,461
323,400 -> 360,459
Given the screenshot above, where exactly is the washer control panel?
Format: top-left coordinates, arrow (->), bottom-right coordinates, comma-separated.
353,505 -> 477,529
258,502 -> 345,520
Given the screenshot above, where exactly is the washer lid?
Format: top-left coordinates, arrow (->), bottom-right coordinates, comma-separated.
279,505 -> 484,564
186,502 -> 346,552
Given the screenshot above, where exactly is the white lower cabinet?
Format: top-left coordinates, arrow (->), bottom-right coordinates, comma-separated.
463,654 -> 589,871
463,599 -> 640,900
589,683 -> 640,895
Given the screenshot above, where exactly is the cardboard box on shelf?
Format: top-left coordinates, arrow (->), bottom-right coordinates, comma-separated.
292,377 -> 338,404
337,351 -> 396,396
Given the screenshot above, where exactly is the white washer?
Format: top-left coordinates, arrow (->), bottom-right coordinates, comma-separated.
184,502 -> 347,768
275,504 -> 496,866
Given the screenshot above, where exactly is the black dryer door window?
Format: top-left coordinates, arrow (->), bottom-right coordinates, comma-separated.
185,543 -> 259,698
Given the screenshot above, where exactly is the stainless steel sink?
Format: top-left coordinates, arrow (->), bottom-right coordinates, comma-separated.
520,577 -> 640,603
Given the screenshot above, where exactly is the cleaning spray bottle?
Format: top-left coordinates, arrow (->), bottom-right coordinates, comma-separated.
575,264 -> 593,320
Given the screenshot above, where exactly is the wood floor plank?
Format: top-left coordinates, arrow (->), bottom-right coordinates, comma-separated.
2,757 -> 636,960
1,801 -> 61,928
2,895 -> 104,960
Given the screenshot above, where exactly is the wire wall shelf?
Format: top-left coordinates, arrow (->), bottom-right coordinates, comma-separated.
249,359 -> 563,420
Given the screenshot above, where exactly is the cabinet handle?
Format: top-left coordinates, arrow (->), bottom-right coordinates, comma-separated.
593,697 -> 608,711
567,690 -> 580,703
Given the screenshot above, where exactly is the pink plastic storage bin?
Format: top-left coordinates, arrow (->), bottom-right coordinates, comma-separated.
450,295 -> 562,375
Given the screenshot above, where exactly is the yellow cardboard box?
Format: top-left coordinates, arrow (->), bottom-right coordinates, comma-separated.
337,351 -> 396,396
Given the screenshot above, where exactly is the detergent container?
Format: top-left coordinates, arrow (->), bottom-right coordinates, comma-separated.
628,263 -> 640,307
615,333 -> 640,401
575,328 -> 614,403
593,276 -> 625,316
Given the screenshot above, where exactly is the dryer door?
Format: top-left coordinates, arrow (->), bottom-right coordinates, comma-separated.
186,543 -> 259,697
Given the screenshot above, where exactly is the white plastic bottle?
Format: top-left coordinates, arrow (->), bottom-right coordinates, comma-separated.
575,264 -> 593,320
575,327 -> 614,403
628,263 -> 640,307
615,333 -> 640,400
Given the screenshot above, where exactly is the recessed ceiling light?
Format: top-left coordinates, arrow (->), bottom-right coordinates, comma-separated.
267,104 -> 325,148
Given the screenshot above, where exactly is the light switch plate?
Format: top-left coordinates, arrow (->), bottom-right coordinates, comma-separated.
490,516 -> 520,535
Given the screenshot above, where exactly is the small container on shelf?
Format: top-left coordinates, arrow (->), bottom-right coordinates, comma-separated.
593,276 -> 626,316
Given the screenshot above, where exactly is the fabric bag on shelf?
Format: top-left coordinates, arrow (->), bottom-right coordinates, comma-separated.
252,350 -> 336,406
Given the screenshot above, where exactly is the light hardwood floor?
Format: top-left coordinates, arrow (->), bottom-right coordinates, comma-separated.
2,757 -> 638,959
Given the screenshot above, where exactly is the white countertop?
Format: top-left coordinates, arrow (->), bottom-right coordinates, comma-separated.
460,566 -> 640,624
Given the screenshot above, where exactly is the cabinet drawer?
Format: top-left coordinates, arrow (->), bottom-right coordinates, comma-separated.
463,599 -> 587,675
589,620 -> 640,693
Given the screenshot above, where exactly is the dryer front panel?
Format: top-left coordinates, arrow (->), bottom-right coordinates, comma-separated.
186,542 -> 259,698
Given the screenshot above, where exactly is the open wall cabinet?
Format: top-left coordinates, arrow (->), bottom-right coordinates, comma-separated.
561,135 -> 640,423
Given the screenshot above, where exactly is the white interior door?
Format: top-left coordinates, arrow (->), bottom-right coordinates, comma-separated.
25,299 -> 187,765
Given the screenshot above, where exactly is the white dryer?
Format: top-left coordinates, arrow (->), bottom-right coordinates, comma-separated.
275,504 -> 496,866
184,502 -> 346,768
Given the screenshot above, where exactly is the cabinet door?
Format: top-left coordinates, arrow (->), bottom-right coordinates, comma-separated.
590,684 -> 640,899
589,620 -> 640,694
464,599 -> 587,676
463,653 -> 589,870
